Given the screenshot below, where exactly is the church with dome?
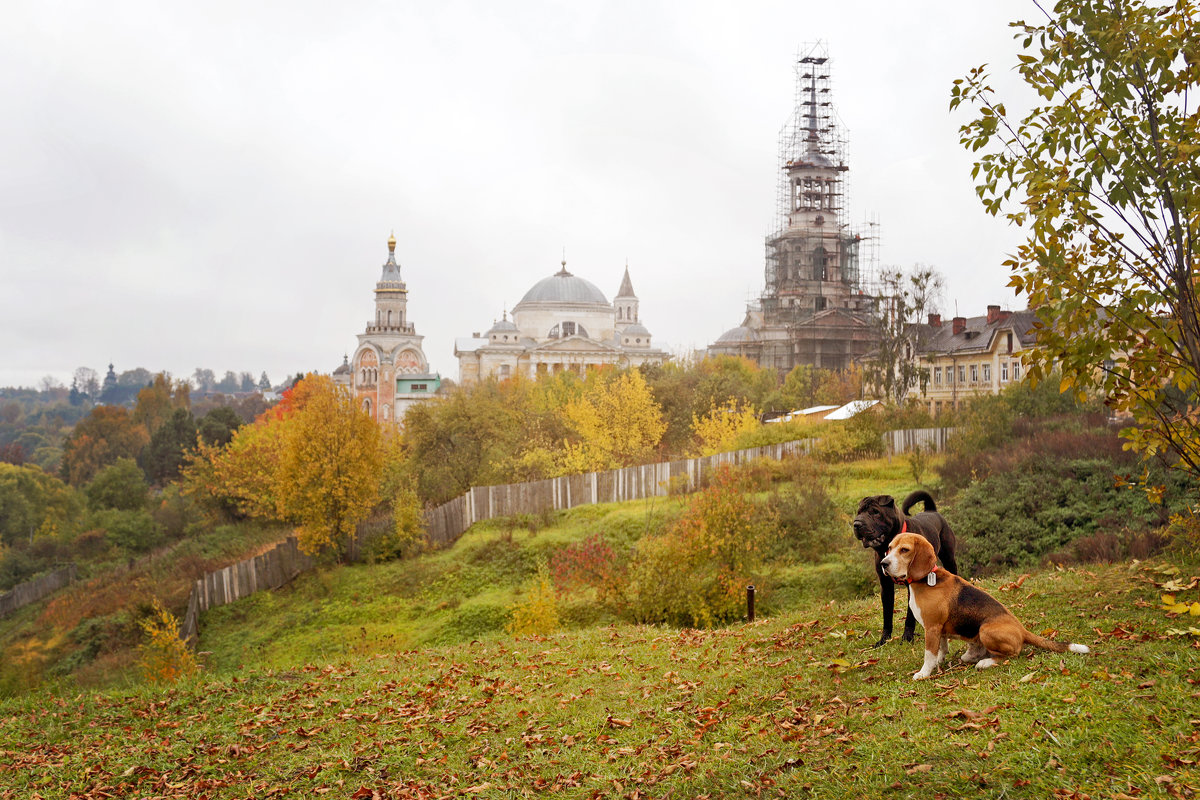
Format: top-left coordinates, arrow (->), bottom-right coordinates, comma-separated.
333,234 -> 440,425
454,260 -> 668,384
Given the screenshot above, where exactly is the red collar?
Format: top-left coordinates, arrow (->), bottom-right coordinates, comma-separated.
901,520 -> 907,534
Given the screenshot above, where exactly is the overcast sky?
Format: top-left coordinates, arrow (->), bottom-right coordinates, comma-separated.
1,0 -> 1040,390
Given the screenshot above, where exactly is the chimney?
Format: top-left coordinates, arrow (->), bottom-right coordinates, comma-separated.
928,313 -> 942,328
987,305 -> 1001,324
952,316 -> 966,335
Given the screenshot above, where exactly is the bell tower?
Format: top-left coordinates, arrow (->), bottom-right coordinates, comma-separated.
372,232 -> 409,333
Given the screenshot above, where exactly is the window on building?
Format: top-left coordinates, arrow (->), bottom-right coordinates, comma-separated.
1013,361 -> 1021,380
812,246 -> 828,281
1001,361 -> 1009,382
934,367 -> 941,385
982,364 -> 991,382
562,321 -> 576,336
815,297 -> 827,311
958,365 -> 966,384
411,383 -> 427,392
970,365 -> 979,383
499,365 -> 510,377
1006,332 -> 1014,354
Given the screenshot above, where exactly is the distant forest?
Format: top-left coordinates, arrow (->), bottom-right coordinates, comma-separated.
0,365 -> 289,473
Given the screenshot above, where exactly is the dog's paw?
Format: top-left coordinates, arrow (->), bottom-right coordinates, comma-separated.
900,632 -> 916,643
872,637 -> 891,649
912,671 -> 932,681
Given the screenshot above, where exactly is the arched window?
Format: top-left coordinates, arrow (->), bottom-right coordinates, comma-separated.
812,247 -> 828,281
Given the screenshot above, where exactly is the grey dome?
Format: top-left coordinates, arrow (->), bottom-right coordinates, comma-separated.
623,323 -> 651,336
518,268 -> 609,306
788,151 -> 835,169
715,325 -> 758,344
487,317 -> 519,337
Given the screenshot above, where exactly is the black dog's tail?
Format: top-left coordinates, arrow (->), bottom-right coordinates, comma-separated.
902,490 -> 936,515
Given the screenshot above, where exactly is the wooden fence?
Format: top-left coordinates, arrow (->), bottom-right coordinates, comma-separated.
0,565 -> 76,619
424,438 -> 817,547
180,537 -> 313,647
884,427 -> 956,455
181,426 -> 953,645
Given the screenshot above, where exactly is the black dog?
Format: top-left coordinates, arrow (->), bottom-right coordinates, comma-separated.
852,491 -> 959,648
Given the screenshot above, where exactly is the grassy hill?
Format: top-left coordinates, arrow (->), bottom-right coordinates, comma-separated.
1,450 -> 1199,797
1,552 -> 1198,798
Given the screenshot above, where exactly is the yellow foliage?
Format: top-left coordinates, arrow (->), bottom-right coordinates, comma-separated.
560,370 -> 666,472
689,399 -> 761,456
276,374 -> 385,556
137,600 -> 198,685
507,561 -> 559,636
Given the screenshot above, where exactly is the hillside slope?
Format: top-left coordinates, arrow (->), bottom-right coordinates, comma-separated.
1,555 -> 1198,799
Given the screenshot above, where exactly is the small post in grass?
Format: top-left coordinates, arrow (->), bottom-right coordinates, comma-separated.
746,584 -> 755,622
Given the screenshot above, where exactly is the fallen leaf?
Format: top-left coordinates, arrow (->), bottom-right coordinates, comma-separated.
906,764 -> 933,774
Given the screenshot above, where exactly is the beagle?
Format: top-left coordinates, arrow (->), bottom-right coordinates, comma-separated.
879,532 -> 1089,680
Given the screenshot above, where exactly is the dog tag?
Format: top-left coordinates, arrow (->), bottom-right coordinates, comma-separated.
926,572 -> 937,586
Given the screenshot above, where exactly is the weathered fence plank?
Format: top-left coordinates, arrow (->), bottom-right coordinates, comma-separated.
0,565 -> 76,619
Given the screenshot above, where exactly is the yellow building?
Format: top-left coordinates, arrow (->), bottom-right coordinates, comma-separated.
915,306 -> 1038,416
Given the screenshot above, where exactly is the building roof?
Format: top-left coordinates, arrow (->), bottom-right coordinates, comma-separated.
615,266 -> 636,299
622,322 -> 651,336
714,325 -> 759,344
517,264 -> 610,306
824,399 -> 879,420
487,316 -> 519,335
919,308 -> 1038,357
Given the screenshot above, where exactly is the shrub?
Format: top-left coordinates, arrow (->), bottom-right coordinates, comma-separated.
815,415 -> 885,462
137,600 -> 198,685
626,465 -> 776,627
947,455 -> 1194,575
507,560 -> 559,636
767,479 -> 843,563
550,533 -> 626,607
91,509 -> 160,553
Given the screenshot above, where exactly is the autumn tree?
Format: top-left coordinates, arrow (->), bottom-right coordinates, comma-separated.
560,369 -> 666,472
627,465 -> 776,627
133,373 -> 191,437
0,463 -> 82,547
182,405 -> 288,521
690,399 -> 761,456
402,378 -> 533,504
275,374 -> 385,556
60,406 -> 150,486
951,0 -> 1200,476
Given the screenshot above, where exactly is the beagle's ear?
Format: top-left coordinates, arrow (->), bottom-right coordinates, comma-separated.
909,538 -> 937,582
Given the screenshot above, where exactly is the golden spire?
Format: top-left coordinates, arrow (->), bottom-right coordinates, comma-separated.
388,230 -> 397,253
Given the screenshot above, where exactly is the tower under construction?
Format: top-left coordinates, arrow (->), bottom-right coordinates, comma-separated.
711,44 -> 878,373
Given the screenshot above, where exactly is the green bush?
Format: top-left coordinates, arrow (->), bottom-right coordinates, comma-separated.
815,415 -> 885,462
91,508 -> 160,553
947,455 -> 1193,575
85,458 -> 149,512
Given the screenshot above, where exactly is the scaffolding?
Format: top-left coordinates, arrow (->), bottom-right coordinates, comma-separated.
773,42 -> 849,236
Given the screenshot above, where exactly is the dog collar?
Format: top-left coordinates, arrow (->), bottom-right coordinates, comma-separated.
894,565 -> 936,587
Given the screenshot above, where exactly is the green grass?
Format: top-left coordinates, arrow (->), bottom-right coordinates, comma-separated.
1,556 -> 1198,798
